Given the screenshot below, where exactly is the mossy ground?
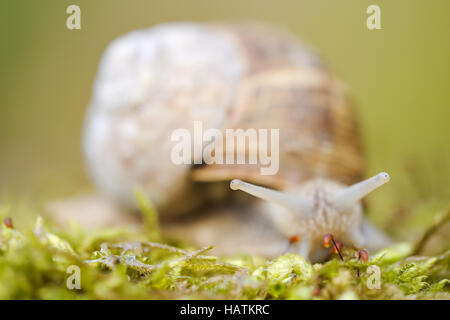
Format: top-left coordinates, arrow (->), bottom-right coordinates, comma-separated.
0,194 -> 448,300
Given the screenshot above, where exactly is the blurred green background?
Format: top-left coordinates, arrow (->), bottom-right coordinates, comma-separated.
0,0 -> 449,240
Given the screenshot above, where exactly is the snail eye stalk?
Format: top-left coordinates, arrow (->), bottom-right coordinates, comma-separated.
230,179 -> 312,217
334,172 -> 390,211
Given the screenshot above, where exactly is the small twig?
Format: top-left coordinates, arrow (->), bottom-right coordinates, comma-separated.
411,207 -> 450,256
172,246 -> 214,263
111,241 -> 188,255
331,239 -> 344,261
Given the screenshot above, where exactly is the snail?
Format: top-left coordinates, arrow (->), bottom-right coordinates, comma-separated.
50,22 -> 391,262
83,22 -> 363,214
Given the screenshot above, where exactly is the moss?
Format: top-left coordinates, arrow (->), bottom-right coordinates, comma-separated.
0,214 -> 448,300
0,195 -> 449,300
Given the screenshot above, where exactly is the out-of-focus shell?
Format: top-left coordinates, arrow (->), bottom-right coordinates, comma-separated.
83,22 -> 364,218
192,24 -> 364,188
84,23 -> 244,217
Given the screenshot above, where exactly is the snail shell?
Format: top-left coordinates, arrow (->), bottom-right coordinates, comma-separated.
83,22 -> 364,219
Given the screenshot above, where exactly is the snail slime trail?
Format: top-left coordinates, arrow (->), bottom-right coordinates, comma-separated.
171,120 -> 280,175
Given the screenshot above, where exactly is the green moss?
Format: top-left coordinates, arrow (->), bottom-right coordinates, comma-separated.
0,203 -> 449,299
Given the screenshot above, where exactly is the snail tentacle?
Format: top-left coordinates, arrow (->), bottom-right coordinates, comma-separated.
230,179 -> 312,217
333,172 -> 390,212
